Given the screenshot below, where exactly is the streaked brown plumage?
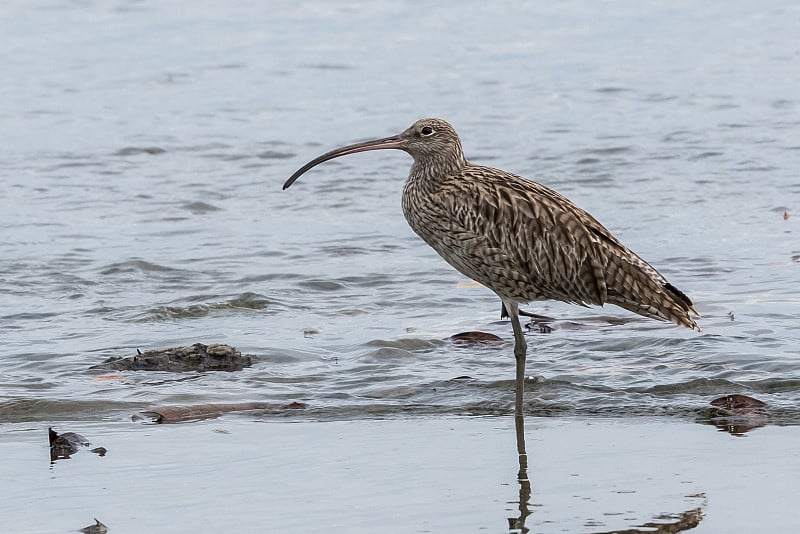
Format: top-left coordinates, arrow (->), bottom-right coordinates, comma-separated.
283,118 -> 700,418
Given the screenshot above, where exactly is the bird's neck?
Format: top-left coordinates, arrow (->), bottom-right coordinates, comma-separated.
408,151 -> 467,188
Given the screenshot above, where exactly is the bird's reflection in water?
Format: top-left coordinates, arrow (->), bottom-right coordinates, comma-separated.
504,413 -> 707,533
507,413 -> 532,533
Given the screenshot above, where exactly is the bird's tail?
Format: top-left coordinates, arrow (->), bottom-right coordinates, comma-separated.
603,253 -> 700,332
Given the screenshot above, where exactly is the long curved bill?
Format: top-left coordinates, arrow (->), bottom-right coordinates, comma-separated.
283,135 -> 404,190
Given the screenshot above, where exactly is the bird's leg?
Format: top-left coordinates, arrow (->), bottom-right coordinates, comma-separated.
505,301 -> 528,419
503,301 -> 528,453
504,300 -> 532,531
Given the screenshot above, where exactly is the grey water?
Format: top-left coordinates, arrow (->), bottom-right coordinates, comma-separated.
2,0 -> 799,427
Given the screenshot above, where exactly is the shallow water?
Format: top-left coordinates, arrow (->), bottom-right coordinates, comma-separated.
1,0 -> 799,530
2,0 -> 798,425
3,417 -> 800,533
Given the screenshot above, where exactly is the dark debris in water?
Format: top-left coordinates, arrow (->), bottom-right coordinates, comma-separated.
79,518 -> 109,534
49,427 -> 88,454
450,331 -> 503,345
91,343 -> 252,372
134,401 -> 306,424
526,321 -> 554,333
49,427 -> 106,462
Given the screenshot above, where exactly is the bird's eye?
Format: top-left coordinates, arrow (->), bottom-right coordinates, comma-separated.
420,126 -> 435,136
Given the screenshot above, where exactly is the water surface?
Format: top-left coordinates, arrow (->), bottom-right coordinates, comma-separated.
1,1 -> 799,530
2,0 -> 798,425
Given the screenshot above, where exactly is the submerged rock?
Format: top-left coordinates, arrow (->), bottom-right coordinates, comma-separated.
708,394 -> 769,435
450,331 -> 503,345
91,343 -> 252,372
710,393 -> 768,415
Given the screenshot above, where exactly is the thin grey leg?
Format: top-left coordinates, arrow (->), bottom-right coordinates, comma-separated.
504,301 -> 528,420
506,300 -> 532,531
503,300 -> 528,459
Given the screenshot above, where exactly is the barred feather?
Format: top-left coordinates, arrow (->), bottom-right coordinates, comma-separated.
400,119 -> 699,332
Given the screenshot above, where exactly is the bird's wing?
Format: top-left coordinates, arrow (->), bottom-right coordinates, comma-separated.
518,179 -> 700,327
438,166 -> 698,331
431,167 -> 610,306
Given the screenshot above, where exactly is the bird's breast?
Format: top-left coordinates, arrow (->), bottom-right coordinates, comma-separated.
401,178 -> 449,243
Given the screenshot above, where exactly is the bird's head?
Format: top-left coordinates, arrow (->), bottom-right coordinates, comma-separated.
283,118 -> 465,189
399,118 -> 463,161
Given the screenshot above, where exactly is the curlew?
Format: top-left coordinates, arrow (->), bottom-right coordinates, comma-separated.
283,118 -> 700,420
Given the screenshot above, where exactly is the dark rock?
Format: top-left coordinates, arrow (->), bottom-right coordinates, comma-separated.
710,394 -> 768,415
91,343 -> 252,372
450,331 -> 504,345
708,394 -> 769,435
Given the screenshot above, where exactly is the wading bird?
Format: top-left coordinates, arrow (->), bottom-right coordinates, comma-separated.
283,118 -> 699,419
